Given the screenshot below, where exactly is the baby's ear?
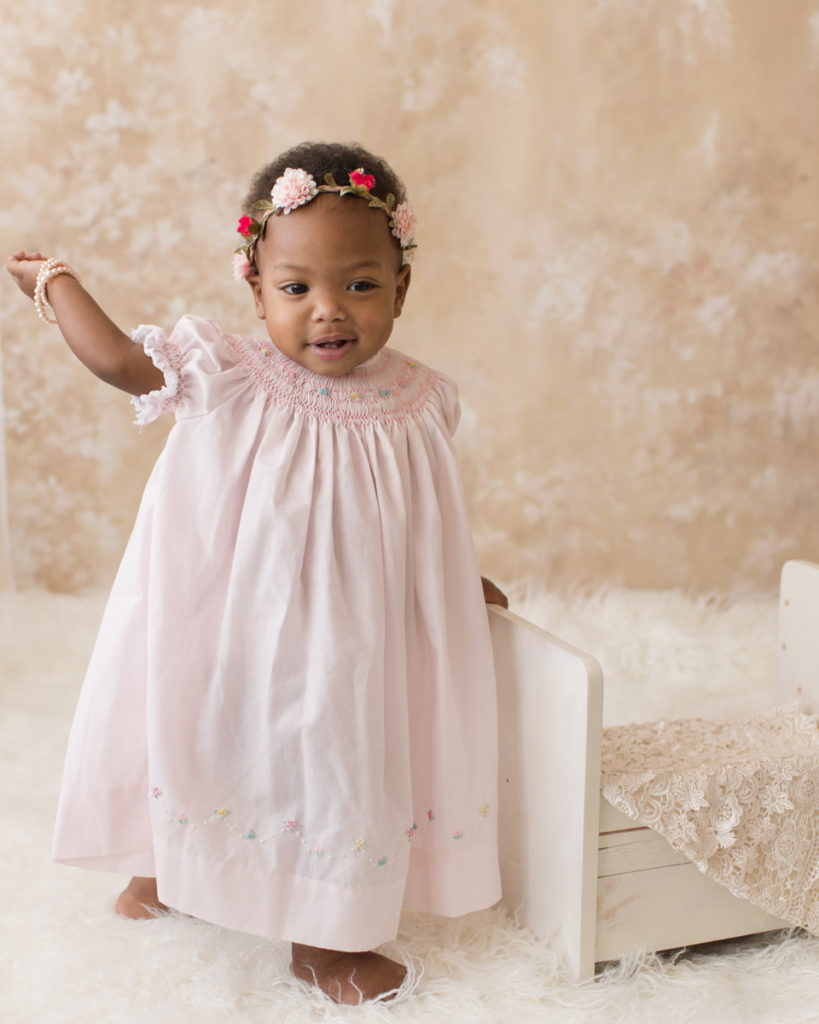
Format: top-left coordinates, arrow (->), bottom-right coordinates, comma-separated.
393,264 -> 411,317
247,273 -> 265,319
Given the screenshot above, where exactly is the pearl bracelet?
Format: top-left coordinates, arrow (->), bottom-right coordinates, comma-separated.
33,258 -> 81,325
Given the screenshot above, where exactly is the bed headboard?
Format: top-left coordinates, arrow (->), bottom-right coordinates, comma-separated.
777,560 -> 819,714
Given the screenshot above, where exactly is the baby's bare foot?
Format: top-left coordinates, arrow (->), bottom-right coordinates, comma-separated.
115,876 -> 168,919
291,942 -> 407,1004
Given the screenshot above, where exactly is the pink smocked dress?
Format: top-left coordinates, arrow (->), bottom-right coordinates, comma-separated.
52,315 -> 500,951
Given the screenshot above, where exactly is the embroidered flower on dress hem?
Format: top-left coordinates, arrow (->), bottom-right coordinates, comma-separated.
148,786 -> 494,868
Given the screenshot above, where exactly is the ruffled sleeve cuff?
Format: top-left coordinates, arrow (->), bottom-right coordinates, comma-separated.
130,324 -> 185,425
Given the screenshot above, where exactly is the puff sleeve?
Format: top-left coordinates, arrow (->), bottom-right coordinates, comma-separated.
130,315 -> 250,424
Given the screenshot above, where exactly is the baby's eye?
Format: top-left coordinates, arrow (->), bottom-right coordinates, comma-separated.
282,282 -> 308,295
349,280 -> 376,292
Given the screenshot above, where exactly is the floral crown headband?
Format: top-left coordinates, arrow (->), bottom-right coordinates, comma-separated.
233,167 -> 417,280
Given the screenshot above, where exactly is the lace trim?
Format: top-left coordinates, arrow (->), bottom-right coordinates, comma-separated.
148,786 -> 493,869
601,704 -> 819,934
130,325 -> 184,425
226,335 -> 441,427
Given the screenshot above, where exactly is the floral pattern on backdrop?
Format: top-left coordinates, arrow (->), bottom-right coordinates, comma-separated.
1,0 -> 817,591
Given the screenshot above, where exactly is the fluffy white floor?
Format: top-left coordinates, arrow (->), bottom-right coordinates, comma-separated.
2,586 -> 819,1024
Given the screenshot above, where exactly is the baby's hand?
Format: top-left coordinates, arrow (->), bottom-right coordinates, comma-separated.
7,250 -> 47,300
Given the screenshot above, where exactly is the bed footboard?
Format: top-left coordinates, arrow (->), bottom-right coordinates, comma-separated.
491,606 -> 604,981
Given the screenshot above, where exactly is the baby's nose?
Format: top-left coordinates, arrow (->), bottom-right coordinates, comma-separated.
311,291 -> 347,320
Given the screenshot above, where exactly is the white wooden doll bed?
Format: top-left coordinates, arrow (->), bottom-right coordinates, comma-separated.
491,559 -> 819,982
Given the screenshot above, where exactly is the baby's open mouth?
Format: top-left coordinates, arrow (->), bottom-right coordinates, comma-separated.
309,337 -> 355,360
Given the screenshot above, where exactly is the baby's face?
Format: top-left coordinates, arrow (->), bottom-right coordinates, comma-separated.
249,195 -> 411,376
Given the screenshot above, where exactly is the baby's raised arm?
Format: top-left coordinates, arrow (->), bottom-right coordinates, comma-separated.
7,251 -> 164,397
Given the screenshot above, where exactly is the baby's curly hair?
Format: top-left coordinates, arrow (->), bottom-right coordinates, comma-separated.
244,141 -> 408,216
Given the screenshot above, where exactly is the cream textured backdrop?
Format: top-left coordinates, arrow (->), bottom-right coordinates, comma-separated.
1,0 -> 817,593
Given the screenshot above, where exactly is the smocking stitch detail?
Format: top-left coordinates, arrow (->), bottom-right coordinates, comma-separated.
148,788 -> 492,869
225,334 -> 441,427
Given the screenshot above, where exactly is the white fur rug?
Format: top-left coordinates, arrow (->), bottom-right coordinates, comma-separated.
2,586 -> 818,1024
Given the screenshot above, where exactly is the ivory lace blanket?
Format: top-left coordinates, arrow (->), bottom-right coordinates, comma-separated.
600,704 -> 819,934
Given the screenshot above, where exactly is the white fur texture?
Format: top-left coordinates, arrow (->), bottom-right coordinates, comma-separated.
2,587 -> 818,1023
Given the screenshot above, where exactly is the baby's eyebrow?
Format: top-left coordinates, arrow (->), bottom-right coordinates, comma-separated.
272,259 -> 385,272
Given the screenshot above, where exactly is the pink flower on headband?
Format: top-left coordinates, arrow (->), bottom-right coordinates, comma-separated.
350,168 -> 375,191
232,252 -> 251,280
390,202 -> 417,249
271,168 -> 318,214
237,215 -> 255,237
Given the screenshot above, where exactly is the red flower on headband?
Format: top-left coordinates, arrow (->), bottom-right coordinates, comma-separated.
349,169 -> 375,191
237,216 -> 254,236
